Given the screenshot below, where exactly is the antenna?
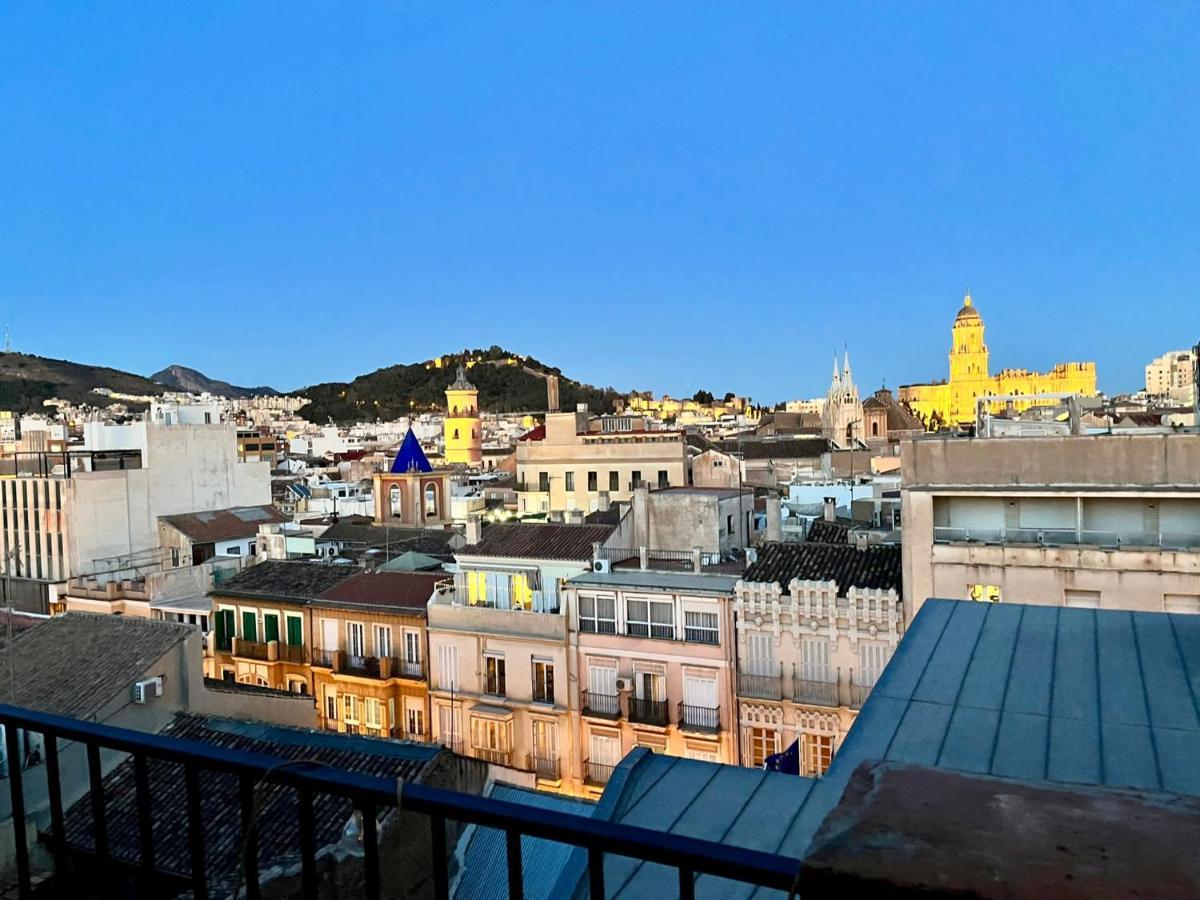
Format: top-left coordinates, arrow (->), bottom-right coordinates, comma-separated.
4,325 -> 11,353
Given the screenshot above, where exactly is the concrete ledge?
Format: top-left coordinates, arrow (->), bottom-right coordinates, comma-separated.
800,761 -> 1200,899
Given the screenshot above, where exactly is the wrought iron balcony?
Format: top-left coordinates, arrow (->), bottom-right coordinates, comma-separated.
527,753 -> 561,781
581,690 -> 621,720
473,746 -> 512,767
0,703 -> 802,900
628,697 -> 669,727
738,669 -> 783,701
677,703 -> 720,734
584,759 -> 615,787
792,677 -> 840,708
312,648 -> 336,669
338,654 -> 382,679
277,643 -> 306,665
389,657 -> 425,680
849,678 -> 871,711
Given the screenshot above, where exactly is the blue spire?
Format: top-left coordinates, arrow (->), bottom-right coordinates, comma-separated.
390,429 -> 433,473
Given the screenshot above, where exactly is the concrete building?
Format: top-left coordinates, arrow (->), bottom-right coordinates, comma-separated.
565,569 -> 740,794
1145,348 -> 1197,404
614,485 -> 756,557
444,366 -> 483,467
427,522 -> 617,791
900,432 -> 1200,620
0,420 -> 269,610
733,538 -> 903,776
514,407 -> 689,515
900,294 -> 1097,428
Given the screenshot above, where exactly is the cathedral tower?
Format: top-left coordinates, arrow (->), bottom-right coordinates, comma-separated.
443,365 -> 482,466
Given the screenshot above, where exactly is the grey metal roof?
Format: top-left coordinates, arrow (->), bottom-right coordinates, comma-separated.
559,599 -> 1200,899
455,784 -> 595,900
148,594 -> 212,614
566,570 -> 741,594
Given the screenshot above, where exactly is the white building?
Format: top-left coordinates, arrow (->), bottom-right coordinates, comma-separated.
1145,349 -> 1197,403
821,353 -> 863,446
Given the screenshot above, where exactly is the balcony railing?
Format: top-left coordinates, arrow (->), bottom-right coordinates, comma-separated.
792,676 -> 840,708
0,702 -> 802,900
312,648 -> 336,669
339,654 -> 382,679
738,669 -> 783,701
581,690 -> 621,720
849,679 -> 871,711
233,638 -> 270,661
277,643 -> 306,665
933,525 -> 1200,551
678,703 -> 720,734
584,759 -> 615,787
527,753 -> 561,781
473,747 -> 512,767
392,657 -> 425,680
628,697 -> 669,727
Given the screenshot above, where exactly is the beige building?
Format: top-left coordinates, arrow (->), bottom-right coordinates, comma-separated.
1145,349 -> 1196,403
566,569 -> 740,794
733,538 -> 903,775
901,433 -> 1200,621
515,408 -> 689,515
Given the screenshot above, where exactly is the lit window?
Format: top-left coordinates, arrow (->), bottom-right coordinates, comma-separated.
749,727 -> 779,768
802,733 -> 835,776
484,653 -> 506,696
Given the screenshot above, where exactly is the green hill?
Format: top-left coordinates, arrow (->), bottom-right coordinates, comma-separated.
296,347 -> 620,422
0,353 -> 164,413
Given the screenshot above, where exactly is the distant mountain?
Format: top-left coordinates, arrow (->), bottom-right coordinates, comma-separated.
0,352 -> 166,413
150,365 -> 279,399
296,346 -> 621,423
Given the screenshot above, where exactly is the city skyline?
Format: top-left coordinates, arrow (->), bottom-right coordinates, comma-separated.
2,4 -> 1196,400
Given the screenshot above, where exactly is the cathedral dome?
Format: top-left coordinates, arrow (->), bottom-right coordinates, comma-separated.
955,294 -> 981,323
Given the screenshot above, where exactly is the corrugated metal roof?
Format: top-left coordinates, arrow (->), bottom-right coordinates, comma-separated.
455,784 -> 594,900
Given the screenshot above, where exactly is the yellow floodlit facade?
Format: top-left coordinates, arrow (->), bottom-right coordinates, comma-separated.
443,365 -> 483,466
900,295 -> 1097,428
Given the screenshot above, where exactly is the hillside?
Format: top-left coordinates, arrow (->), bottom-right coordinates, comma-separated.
296,347 -> 621,422
0,352 -> 165,413
151,364 -> 278,399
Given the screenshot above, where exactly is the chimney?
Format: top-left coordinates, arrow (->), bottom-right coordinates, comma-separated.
597,490 -> 611,512
546,375 -> 560,414
766,492 -> 782,542
823,497 -> 837,523
465,515 -> 482,545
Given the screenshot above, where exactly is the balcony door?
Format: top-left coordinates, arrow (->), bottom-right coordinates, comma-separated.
532,719 -> 557,761
683,675 -> 717,710
589,663 -> 616,698
746,633 -> 775,677
800,638 -> 831,683
636,671 -> 664,702
346,622 -> 365,658
322,618 -> 338,652
263,613 -> 280,644
404,631 -> 421,664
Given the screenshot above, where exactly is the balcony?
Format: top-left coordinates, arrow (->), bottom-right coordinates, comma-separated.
473,747 -> 512,766
584,758 -> 615,787
390,657 -> 425,680
628,697 -> 669,727
738,670 -> 783,701
527,753 -> 562,781
312,648 -> 336,669
792,677 -> 840,708
278,643 -> 307,665
340,654 -> 382,679
849,679 -> 871,711
678,703 -> 720,734
233,638 -> 270,661
581,690 -> 621,720
933,525 -> 1200,551
0,703 -> 800,900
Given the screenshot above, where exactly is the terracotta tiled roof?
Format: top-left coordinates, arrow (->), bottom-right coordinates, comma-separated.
159,505 -> 289,543
460,523 -> 615,561
743,540 -> 901,595
316,571 -> 444,612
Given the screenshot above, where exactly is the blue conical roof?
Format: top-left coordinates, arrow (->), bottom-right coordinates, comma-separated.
390,429 -> 433,473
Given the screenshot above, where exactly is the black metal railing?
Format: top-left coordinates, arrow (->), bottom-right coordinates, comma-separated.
792,677 -> 839,708
339,654 -> 382,679
628,697 -> 669,727
737,669 -> 783,701
277,643 -> 306,664
849,677 -> 871,710
0,703 -> 803,900
527,753 -> 561,781
677,703 -> 720,733
393,658 -> 424,680
584,759 -> 615,786
311,648 -> 336,669
581,690 -> 621,720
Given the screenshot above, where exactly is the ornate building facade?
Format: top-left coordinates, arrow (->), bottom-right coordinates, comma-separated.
821,352 -> 863,446
900,294 -> 1097,428
443,366 -> 483,466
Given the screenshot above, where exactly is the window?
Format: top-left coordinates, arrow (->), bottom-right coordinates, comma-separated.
365,698 -> 383,730
578,594 -> 616,634
532,660 -> 555,704
746,633 -> 775,676
657,470 -> 669,489
389,485 -> 402,517
248,541 -> 256,556
404,630 -> 421,664
226,546 -> 242,556
346,622 -> 365,657
437,644 -> 458,691
285,615 -> 303,647
587,471 -> 597,491
565,471 -> 576,491
407,706 -> 425,738
685,745 -> 719,762
609,471 -> 619,492
684,610 -> 719,644
170,547 -> 180,567
588,732 -> 621,781
726,515 -> 733,536
288,678 -> 307,695
857,642 -> 889,688
470,717 -> 511,753
263,613 -> 280,643
749,727 -> 779,768
631,470 -> 641,490
800,638 -> 831,682
484,653 -> 506,696
1064,589 -> 1101,609
1165,594 -> 1200,614
802,733 -> 835,776
222,669 -> 235,684
626,598 -> 674,640
438,705 -> 461,748
424,484 -> 438,516
968,584 -> 1002,603
375,625 -> 393,657
342,694 -> 360,724
241,611 -> 257,642
538,472 -> 550,492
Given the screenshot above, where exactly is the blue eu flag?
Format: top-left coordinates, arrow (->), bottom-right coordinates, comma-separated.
764,739 -> 800,774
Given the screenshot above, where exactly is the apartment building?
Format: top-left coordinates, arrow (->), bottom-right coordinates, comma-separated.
427,522 -> 616,789
901,433 -> 1200,619
733,539 -> 903,776
1145,348 -> 1196,402
0,419 -> 269,610
564,569 -> 740,794
309,570 -> 437,740
515,407 -> 689,515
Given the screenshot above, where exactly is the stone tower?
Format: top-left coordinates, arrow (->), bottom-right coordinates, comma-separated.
443,365 -> 482,466
822,351 -> 864,446
947,294 -> 991,422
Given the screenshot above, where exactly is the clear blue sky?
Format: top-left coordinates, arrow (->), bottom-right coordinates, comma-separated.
2,3 -> 1196,403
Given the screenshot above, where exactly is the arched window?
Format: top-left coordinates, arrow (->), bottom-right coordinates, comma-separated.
453,429 -> 460,440
389,485 -> 401,517
452,405 -> 458,415
424,483 -> 438,517
871,421 -> 880,436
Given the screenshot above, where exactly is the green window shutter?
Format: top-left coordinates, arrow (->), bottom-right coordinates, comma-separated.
286,616 -> 303,646
242,611 -> 257,643
216,610 -> 233,651
264,614 -> 280,644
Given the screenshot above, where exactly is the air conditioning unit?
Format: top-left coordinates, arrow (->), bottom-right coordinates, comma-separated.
132,677 -> 163,705
615,678 -> 627,691
592,559 -> 611,574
